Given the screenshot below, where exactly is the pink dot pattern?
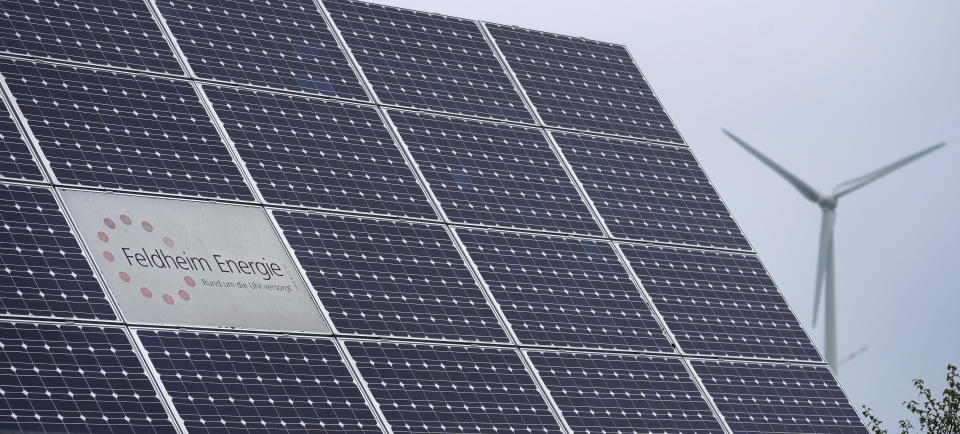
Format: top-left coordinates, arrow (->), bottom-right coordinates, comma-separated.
100,214 -> 191,307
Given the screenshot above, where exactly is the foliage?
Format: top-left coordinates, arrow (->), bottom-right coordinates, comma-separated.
863,364 -> 959,433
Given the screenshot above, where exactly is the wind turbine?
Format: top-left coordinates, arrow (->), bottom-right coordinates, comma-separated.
722,129 -> 945,369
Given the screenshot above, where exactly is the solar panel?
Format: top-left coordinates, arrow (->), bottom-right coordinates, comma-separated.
272,210 -> 509,343
0,1 -> 866,431
0,0 -> 183,75
0,58 -> 254,200
155,0 -> 368,100
551,130 -> 752,251
526,350 -> 725,433
0,321 -> 177,433
620,243 -> 822,362
690,360 -> 866,433
456,227 -> 671,352
343,340 -> 564,433
484,23 -> 683,144
135,329 -> 382,433
0,183 -> 115,320
388,109 -> 602,236
203,84 -> 436,219
322,0 -> 534,123
0,94 -> 44,181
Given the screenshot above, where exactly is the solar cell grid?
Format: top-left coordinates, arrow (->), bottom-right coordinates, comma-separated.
323,0 -> 534,123
0,183 -> 115,320
0,58 -> 254,200
691,360 -> 867,434
136,329 -> 383,433
526,350 -> 725,433
456,227 -> 671,352
621,243 -> 822,362
0,95 -> 44,181
155,0 -> 368,100
485,23 -> 683,144
552,130 -> 752,251
203,85 -> 436,219
0,0 -> 183,74
273,210 -> 510,343
343,340 -> 564,434
389,109 -> 602,236
0,321 -> 177,433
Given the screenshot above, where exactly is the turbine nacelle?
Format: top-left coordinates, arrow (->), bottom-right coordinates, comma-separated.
723,128 -> 944,370
817,195 -> 838,210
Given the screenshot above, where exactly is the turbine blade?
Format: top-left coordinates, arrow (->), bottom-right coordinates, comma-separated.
723,129 -> 822,203
812,209 -> 835,326
833,142 -> 946,198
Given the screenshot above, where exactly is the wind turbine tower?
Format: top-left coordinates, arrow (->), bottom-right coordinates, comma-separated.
722,130 -> 945,369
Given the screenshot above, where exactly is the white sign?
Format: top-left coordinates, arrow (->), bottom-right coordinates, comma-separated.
60,189 -> 329,333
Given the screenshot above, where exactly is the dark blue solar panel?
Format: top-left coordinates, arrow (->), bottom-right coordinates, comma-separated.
0,321 -> 176,433
156,0 -> 367,100
203,85 -> 435,219
527,350 -> 724,433
552,131 -> 751,251
691,360 -> 867,434
0,183 -> 115,320
323,0 -> 533,123
0,0 -> 182,74
344,340 -> 563,433
273,210 -> 509,343
136,329 -> 382,433
0,59 -> 254,200
620,243 -> 821,362
455,228 -> 670,352
389,110 -> 601,236
485,23 -> 682,144
0,95 -> 44,181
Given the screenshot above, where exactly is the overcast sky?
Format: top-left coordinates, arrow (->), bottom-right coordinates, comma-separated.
377,0 -> 959,426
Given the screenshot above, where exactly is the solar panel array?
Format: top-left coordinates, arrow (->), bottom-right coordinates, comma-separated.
0,0 -> 865,432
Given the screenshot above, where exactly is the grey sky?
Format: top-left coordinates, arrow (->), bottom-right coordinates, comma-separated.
377,0 -> 960,426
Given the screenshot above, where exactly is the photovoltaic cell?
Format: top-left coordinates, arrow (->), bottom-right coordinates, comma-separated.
273,210 -> 509,343
136,329 -> 382,433
526,350 -> 724,433
344,340 -> 564,433
552,131 -> 752,251
0,0 -> 182,74
0,183 -> 115,320
0,59 -> 254,200
204,85 -> 435,219
0,321 -> 176,433
620,243 -> 822,362
485,23 -> 682,144
389,110 -> 601,236
456,228 -> 671,352
156,0 -> 368,100
323,0 -> 533,123
691,360 -> 867,434
0,95 -> 44,181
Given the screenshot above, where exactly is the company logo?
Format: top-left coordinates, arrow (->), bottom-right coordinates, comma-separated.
96,214 -> 194,306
